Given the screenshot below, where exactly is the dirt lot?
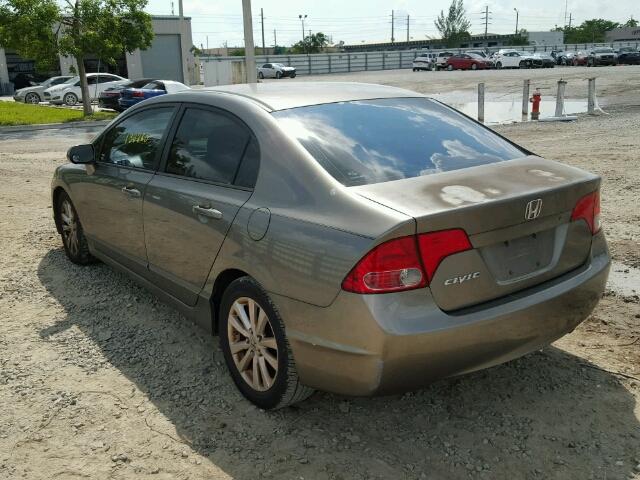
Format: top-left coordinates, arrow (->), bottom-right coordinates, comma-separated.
1,69 -> 639,480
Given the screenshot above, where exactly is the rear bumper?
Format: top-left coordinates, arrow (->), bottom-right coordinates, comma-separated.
118,98 -> 141,109
275,232 -> 609,396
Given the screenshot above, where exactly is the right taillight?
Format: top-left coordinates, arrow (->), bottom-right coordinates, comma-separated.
342,229 -> 472,294
571,191 -> 601,234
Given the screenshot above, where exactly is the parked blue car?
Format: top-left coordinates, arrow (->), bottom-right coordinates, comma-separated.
118,80 -> 190,109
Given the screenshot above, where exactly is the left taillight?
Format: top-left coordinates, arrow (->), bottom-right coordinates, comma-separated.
571,191 -> 601,234
341,229 -> 472,294
132,91 -> 145,98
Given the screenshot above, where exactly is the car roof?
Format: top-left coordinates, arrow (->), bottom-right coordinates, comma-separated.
196,82 -> 424,111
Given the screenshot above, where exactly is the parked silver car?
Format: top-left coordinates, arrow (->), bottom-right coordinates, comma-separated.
13,76 -> 72,104
257,63 -> 296,79
52,83 -> 610,409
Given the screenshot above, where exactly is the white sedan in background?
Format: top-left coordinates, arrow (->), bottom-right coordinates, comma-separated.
257,63 -> 297,79
43,73 -> 128,106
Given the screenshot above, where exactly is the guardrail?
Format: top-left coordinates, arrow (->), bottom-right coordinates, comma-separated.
200,41 -> 640,79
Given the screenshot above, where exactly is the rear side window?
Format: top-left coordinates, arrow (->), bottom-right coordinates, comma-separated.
273,97 -> 524,187
165,107 -> 258,187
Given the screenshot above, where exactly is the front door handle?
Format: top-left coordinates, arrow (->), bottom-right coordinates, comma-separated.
121,186 -> 141,198
193,205 -> 223,220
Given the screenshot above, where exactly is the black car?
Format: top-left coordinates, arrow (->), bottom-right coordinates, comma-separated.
98,78 -> 153,111
617,47 -> 640,65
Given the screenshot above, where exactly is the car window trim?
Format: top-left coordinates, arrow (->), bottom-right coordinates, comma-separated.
156,102 -> 261,191
94,103 -> 181,172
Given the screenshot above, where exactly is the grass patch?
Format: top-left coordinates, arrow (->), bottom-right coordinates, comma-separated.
0,102 -> 117,126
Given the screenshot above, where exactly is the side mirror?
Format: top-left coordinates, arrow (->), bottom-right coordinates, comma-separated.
67,144 -> 95,164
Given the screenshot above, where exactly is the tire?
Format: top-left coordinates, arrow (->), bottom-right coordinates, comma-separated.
496,62 -> 502,69
24,92 -> 41,104
412,68 -> 417,72
471,63 -> 477,70
219,276 -> 314,410
290,72 -> 296,78
63,92 -> 78,106
519,61 -> 527,69
258,71 -> 264,79
275,71 -> 282,79
447,64 -> 453,71
55,191 -> 95,265
587,59 -> 593,67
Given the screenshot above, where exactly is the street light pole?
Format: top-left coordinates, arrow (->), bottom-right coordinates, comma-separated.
514,8 -> 519,35
298,14 -> 307,53
242,0 -> 256,83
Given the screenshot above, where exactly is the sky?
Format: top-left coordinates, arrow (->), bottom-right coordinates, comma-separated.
145,0 -> 639,49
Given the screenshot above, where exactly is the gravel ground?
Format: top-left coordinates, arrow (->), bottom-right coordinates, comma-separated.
1,85 -> 639,479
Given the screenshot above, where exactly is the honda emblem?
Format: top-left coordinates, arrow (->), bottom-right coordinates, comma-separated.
525,199 -> 543,220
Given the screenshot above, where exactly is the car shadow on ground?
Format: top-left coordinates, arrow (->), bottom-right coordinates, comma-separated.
37,248 -> 639,479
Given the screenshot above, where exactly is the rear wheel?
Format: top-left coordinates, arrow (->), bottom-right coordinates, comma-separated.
258,71 -> 264,79
55,192 -> 95,265
496,61 -> 502,69
447,64 -> 453,71
471,63 -> 478,70
24,92 -> 41,104
219,277 -> 314,409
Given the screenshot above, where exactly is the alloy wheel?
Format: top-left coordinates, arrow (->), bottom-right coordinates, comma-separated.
25,93 -> 40,104
227,297 -> 278,391
60,199 -> 79,257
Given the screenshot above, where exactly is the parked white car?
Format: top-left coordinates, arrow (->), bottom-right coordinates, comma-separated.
493,50 -> 541,69
257,63 -> 297,79
433,51 -> 455,70
412,54 -> 436,71
43,73 -> 128,106
13,76 -> 73,104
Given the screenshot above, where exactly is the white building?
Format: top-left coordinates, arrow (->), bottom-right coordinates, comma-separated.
1,15 -> 195,94
526,31 -> 564,47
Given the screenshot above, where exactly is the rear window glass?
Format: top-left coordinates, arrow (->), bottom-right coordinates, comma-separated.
273,97 -> 525,187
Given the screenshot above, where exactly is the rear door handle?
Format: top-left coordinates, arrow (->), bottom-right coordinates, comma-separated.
193,205 -> 223,220
121,186 -> 141,198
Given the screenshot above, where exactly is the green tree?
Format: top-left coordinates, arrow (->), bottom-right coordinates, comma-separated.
434,0 -> 472,47
558,19 -> 620,44
0,0 -> 153,116
291,32 -> 330,54
510,29 -> 529,46
624,17 -> 638,28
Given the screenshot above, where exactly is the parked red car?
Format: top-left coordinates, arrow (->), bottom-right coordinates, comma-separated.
572,51 -> 589,66
445,53 -> 491,70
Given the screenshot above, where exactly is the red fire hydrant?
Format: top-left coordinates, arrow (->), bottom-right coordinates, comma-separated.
530,89 -> 541,120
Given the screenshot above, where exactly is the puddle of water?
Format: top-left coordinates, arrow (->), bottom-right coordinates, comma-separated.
608,261 -> 640,297
430,92 -> 588,124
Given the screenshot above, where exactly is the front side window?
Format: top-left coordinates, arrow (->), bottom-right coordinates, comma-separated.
165,107 -> 257,186
99,107 -> 175,169
273,97 -> 525,187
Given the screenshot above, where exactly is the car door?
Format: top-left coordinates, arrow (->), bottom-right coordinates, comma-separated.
75,105 -> 177,275
142,105 -> 259,305
507,52 -> 520,68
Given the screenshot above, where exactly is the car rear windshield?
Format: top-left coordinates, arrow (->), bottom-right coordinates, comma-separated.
273,97 -> 525,187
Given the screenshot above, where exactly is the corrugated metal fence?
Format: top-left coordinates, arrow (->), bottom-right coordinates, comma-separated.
201,41 -> 640,79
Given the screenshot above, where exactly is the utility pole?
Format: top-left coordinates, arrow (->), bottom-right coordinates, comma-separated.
260,8 -> 265,54
406,14 -> 410,42
178,0 -> 189,84
391,10 -> 395,43
568,13 -> 572,29
480,6 -> 491,39
206,35 -> 209,50
299,14 -> 307,52
564,0 -> 568,26
273,29 -> 277,47
241,0 -> 256,83
514,8 -> 519,35
171,1 -> 174,15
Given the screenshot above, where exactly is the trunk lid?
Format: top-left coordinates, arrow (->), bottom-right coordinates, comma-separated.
353,156 -> 600,311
